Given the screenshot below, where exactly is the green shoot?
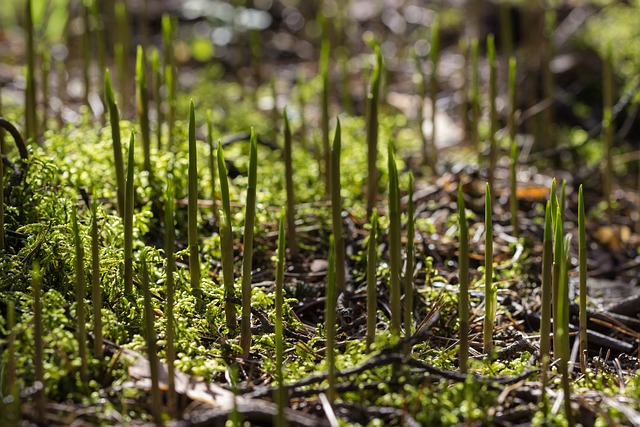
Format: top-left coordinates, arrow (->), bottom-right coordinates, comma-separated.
274,208 -> 287,426
487,34 -> 497,191
136,46 -> 152,175
578,185 -> 588,373
331,119 -> 346,293
387,141 -> 402,337
403,173 -> 415,351
508,57 -> 518,234
550,178 -> 557,229
33,261 -> 45,419
427,21 -> 440,170
470,38 -> 480,150
325,234 -> 337,403
206,110 -> 218,223
71,207 -> 88,385
240,129 -> 258,358
552,190 -> 563,354
320,38 -> 331,196
366,209 -> 379,351
540,201 -> 553,407
187,100 -> 202,305
124,132 -> 135,295
366,44 -> 383,217
483,183 -> 495,356
105,70 -> 125,217
560,179 -> 567,222
165,64 -> 176,150
457,184 -> 469,373
90,199 -> 103,359
25,0 -> 37,141
603,44 -> 614,219
283,108 -> 297,254
164,180 -> 177,416
218,143 -> 237,331
141,254 -> 163,425
151,49 -> 163,151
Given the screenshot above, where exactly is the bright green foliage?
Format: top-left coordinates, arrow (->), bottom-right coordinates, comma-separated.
404,173 -> 415,350
578,185 -> 587,373
283,108 -> 297,254
105,69 -> 125,217
387,141 -> 402,337
217,142 -> 237,331
366,209 -> 379,350
366,44 -> 383,217
274,208 -> 287,426
331,119 -> 346,293
240,129 -> 258,358
124,132 -> 135,295
483,183 -> 495,356
71,207 -> 88,385
136,45 -> 152,175
539,201 -> 553,407
457,184 -> 469,373
187,100 -> 202,305
141,255 -> 163,425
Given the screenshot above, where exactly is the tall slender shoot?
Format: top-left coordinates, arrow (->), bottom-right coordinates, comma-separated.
366,209 -> 379,350
365,45 -> 383,218
578,185 -> 588,373
457,184 -> 470,373
136,46 -> 152,175
387,142 -> 402,337
33,261 -> 45,419
187,100 -> 202,304
283,108 -> 297,254
105,70 -> 125,217
151,49 -> 163,151
274,208 -> 287,427
206,110 -> 218,224
483,183 -> 495,356
90,200 -> 103,359
218,143 -> 237,331
325,234 -> 337,403
141,255 -> 163,425
556,211 -> 573,426
508,57 -> 518,234
403,174 -> 415,353
331,119 -> 346,293
487,35 -> 497,192
71,207 -> 88,385
25,0 -> 37,141
124,132 -> 135,295
164,180 -> 177,416
540,201 -> 553,407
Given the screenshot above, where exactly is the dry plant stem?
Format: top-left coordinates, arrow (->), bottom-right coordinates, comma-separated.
32,262 -> 45,420
325,234 -> 337,404
578,185 -> 588,373
151,49 -> 163,151
283,108 -> 297,254
136,46 -> 152,176
141,257 -> 163,425
603,45 -> 614,219
539,201 -> 553,407
483,183 -> 495,355
457,184 -> 470,373
240,130 -> 258,358
365,45 -> 382,218
320,38 -> 331,196
470,38 -> 480,151
387,142 -> 402,337
90,202 -> 103,359
403,173 -> 415,351
105,70 -> 125,217
187,100 -> 202,305
428,22 -> 440,171
25,0 -> 37,141
124,132 -> 135,295
274,208 -> 287,427
366,209 -> 379,350
206,111 -> 218,223
331,120 -> 346,293
164,180 -> 178,416
218,143 -> 237,331
71,207 -> 89,385
508,57 -> 518,234
487,35 -> 497,192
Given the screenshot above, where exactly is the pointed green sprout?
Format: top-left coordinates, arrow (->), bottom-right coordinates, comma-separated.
90,199 -> 102,359
274,208 -> 287,426
136,45 -> 152,175
325,234 -> 337,403
457,184 -> 469,373
578,185 -> 588,373
151,49 -> 163,151
552,187 -> 562,353
124,132 -> 135,295
487,34 -> 497,191
550,178 -> 557,230
470,38 -> 480,150
283,108 -> 297,254
484,183 -> 495,356
71,207 -> 89,385
164,179 -> 177,416
218,143 -> 237,331
366,209 -> 379,351
427,21 -> 440,170
320,37 -> 331,195
25,0 -> 37,141
33,261 -> 45,419
539,201 -> 553,407
105,70 -> 125,217
508,57 -> 518,234
404,173 -> 415,351
187,100 -> 201,304
240,129 -> 258,358
387,141 -> 402,337
206,110 -> 218,223
141,254 -> 163,424
331,119 -> 346,293
366,44 -> 383,218
603,44 -> 614,219
560,179 -> 567,223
